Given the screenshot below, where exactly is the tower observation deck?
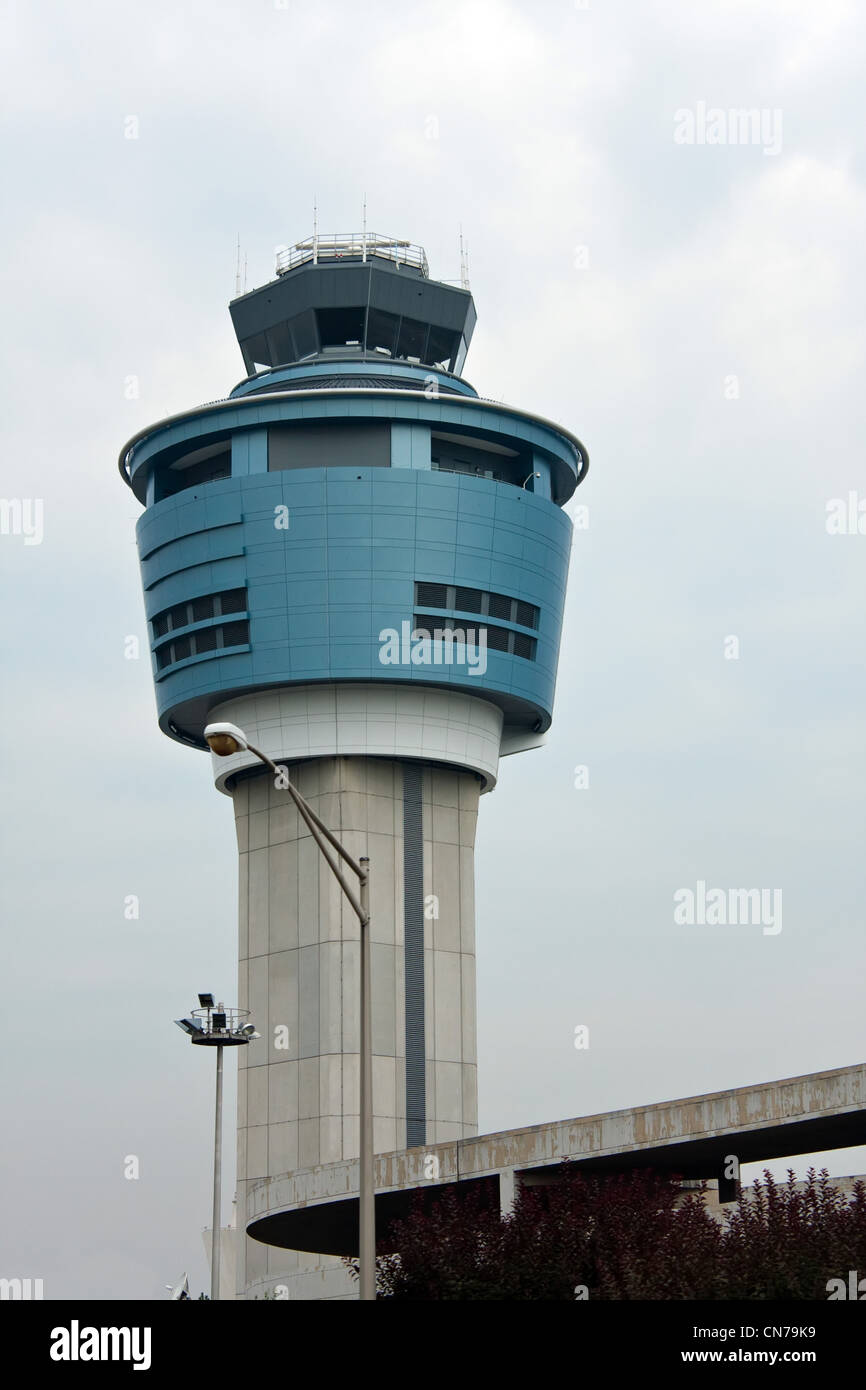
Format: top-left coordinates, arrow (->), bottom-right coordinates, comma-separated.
120,233 -> 588,1298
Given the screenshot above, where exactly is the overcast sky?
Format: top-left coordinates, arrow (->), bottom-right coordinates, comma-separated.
1,0 -> 865,1299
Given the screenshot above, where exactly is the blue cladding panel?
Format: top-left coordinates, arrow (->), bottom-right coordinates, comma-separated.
231,428 -> 268,476
391,422 -> 432,470
134,463 -> 572,741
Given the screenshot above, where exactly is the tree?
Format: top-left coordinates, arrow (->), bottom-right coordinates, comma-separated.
354,1164 -> 866,1300
720,1168 -> 866,1300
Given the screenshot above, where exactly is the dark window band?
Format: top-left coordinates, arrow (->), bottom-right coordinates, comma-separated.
402,763 -> 425,1148
151,588 -> 249,673
414,582 -> 539,631
412,614 -> 537,662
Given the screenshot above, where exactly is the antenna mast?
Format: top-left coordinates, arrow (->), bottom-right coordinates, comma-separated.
313,196 -> 318,265
235,235 -> 242,298
459,225 -> 470,291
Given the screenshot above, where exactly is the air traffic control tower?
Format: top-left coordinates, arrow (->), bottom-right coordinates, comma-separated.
120,232 -> 588,1298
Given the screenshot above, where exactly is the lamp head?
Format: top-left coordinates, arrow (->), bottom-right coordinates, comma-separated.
204,721 -> 249,756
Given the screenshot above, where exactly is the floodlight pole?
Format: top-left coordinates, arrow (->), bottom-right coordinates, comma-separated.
211,1041 -> 224,1302
236,740 -> 375,1300
176,999 -> 255,1301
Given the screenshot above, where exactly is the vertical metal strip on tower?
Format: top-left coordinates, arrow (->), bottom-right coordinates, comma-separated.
402,762 -> 426,1148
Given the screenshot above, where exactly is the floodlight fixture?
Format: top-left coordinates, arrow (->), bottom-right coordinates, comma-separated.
203,721 -> 249,756
166,1273 -> 190,1300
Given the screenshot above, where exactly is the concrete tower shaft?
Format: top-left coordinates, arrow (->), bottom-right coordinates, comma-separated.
233,754 -> 479,1267
233,752 -> 480,1295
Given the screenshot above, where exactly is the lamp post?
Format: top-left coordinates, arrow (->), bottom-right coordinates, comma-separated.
175,994 -> 259,1300
203,721 -> 376,1302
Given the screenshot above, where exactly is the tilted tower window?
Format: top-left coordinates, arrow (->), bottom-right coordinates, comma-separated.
316,306 -> 367,347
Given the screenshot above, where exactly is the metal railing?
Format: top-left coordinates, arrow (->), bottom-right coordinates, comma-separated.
275,233 -> 429,278
190,1006 -> 252,1038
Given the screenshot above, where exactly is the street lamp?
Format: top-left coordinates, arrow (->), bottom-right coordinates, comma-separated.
204,720 -> 375,1302
175,995 -> 259,1300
